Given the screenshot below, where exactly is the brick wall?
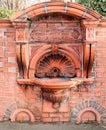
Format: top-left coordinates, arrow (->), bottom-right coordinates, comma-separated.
0,2 -> 106,124
95,25 -> 106,105
70,21 -> 106,124
0,21 -> 17,120
0,20 -> 42,122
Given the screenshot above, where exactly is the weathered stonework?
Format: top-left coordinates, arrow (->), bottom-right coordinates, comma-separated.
0,1 -> 106,124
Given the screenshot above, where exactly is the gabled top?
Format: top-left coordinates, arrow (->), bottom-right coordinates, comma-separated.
10,1 -> 102,22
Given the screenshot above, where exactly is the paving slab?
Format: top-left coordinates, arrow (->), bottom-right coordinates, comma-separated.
0,122 -> 106,130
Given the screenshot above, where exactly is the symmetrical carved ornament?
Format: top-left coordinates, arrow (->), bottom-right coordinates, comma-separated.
11,2 -> 101,106
35,52 -> 76,78
30,28 -> 82,43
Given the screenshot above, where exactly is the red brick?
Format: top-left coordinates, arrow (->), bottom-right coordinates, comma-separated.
96,37 -> 106,41
5,42 -> 15,46
0,51 -> 4,57
0,72 -> 3,80
7,28 -> 15,32
96,31 -> 104,36
50,113 -> 63,118
95,92 -> 101,97
103,72 -> 106,77
95,82 -> 102,86
94,67 -> 106,72
103,102 -> 106,107
96,51 -> 106,57
4,53 -> 16,57
81,92 -> 94,98
42,117 -> 52,122
7,37 -> 15,42
102,82 -> 106,86
96,47 -> 106,51
42,113 -> 49,118
96,42 -> 106,46
94,87 -> 105,91
101,91 -> 106,96
60,117 -> 70,122
96,78 -> 106,82
5,47 -> 16,52
96,72 -> 103,77
0,67 -> 7,72
63,112 -> 70,117
8,67 -> 16,73
0,58 -> 7,62
52,117 -> 60,122
8,57 -> 16,63
47,23 -> 61,28
5,63 -> 17,68
0,62 -> 4,67
4,32 -> 15,37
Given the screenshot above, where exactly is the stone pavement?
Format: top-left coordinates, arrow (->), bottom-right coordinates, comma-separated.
0,122 -> 106,130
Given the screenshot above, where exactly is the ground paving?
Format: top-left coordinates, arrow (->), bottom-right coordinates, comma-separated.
0,122 -> 106,130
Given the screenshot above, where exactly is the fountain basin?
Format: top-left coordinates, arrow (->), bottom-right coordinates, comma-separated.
17,78 -> 84,91
17,77 -> 94,91
17,77 -> 94,103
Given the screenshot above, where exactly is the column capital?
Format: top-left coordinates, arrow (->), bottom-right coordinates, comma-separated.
81,20 -> 100,27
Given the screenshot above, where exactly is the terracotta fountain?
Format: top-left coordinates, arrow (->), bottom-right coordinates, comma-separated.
17,41 -> 94,106
14,1 -> 97,114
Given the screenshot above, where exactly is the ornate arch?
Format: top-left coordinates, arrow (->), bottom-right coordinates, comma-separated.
10,2 -> 102,21
29,44 -> 81,78
10,109 -> 35,122
11,1 -> 102,79
71,100 -> 106,124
